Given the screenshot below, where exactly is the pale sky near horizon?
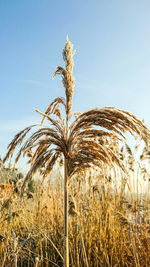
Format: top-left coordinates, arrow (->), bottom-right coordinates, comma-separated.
0,0 -> 150,172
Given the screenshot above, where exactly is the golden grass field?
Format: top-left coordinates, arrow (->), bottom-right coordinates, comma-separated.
0,143 -> 150,267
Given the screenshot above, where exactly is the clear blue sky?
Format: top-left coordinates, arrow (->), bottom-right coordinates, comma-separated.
0,0 -> 150,170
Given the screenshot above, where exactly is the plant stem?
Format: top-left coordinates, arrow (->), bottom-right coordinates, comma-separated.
64,157 -> 69,267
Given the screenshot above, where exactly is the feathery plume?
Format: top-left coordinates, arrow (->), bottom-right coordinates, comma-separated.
53,37 -> 75,121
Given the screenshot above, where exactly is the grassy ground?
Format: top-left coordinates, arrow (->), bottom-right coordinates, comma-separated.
0,172 -> 150,267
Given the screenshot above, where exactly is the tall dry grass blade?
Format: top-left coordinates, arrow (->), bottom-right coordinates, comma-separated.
41,97 -> 66,125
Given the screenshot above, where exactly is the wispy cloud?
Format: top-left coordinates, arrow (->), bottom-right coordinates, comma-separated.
76,79 -> 119,95
18,79 -> 50,88
0,116 -> 40,133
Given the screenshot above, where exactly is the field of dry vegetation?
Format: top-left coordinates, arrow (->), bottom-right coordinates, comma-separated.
1,38 -> 150,266
0,142 -> 150,267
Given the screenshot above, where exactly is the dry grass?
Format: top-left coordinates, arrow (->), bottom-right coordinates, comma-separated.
0,158 -> 150,267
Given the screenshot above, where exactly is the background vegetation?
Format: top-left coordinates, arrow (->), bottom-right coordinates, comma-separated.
0,136 -> 149,267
